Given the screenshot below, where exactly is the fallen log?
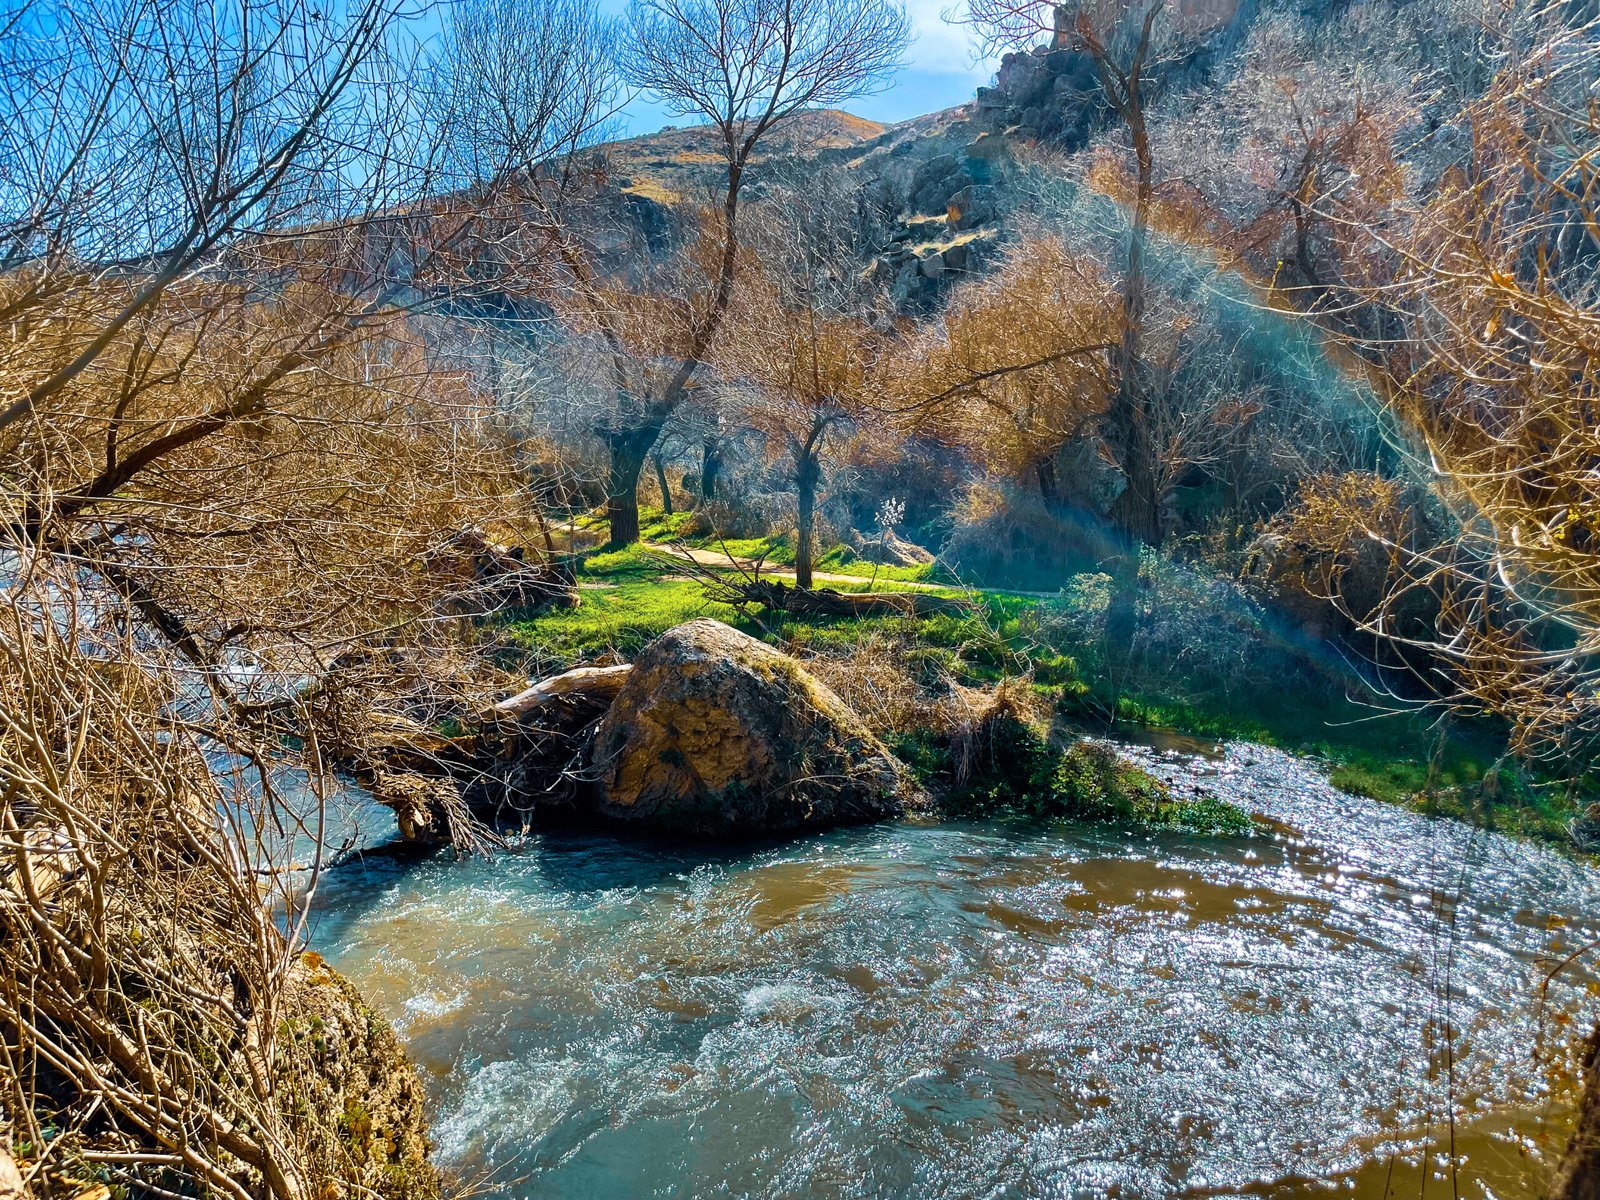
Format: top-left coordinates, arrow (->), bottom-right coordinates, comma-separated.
489,664 -> 634,721
712,577 -> 974,618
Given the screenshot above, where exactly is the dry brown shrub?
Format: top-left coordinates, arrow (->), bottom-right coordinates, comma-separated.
936,674 -> 1049,787
1323,17 -> 1600,773
0,276 -> 535,1200
798,633 -> 941,736
0,556 -> 441,1200
800,635 -> 1048,788
1248,472 -> 1437,639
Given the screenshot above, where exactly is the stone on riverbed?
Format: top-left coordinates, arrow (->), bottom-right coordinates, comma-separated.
591,618 -> 925,834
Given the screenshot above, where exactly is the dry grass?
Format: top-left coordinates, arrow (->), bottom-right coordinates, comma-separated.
620,179 -> 684,205
800,633 -> 943,736
936,674 -> 1049,787
799,634 -> 1048,789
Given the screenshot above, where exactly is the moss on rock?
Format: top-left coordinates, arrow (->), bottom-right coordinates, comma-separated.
278,954 -> 439,1200
591,618 -> 927,834
929,710 -> 1254,836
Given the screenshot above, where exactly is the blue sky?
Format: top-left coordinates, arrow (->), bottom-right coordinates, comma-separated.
602,0 -> 1000,134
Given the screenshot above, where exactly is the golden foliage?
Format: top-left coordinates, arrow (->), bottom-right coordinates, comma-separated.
1330,29 -> 1600,769
891,235 -> 1118,486
0,255 -> 534,1198
1,278 -> 530,668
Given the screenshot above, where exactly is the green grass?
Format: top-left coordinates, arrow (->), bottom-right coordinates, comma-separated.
813,543 -> 949,583
695,533 -> 795,565
505,543 -> 749,665
509,540 -> 1054,684
508,577 -> 743,664
576,543 -> 673,580
926,718 -> 1254,836
578,506 -> 964,585
505,533 -> 1579,845
662,524 -> 947,585
639,508 -> 700,543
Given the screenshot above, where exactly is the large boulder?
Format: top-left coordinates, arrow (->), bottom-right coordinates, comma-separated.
996,50 -> 1053,108
591,619 -> 924,834
279,954 -> 439,1200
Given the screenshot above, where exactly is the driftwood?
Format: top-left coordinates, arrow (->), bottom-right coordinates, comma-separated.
339,670 -> 633,850
661,540 -> 975,618
706,575 -> 973,618
489,664 -> 634,720
360,710 -> 477,765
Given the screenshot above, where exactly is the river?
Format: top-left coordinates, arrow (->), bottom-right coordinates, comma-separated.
309,739 -> 1600,1199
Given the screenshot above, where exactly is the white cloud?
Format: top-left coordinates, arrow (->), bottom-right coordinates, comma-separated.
901,0 -> 999,82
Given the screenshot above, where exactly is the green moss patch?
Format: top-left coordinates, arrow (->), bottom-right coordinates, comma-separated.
915,715 -> 1253,836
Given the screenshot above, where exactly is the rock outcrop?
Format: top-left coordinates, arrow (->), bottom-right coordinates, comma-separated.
847,528 -> 937,567
1552,1026 -> 1600,1199
590,618 -> 925,834
280,954 -> 440,1200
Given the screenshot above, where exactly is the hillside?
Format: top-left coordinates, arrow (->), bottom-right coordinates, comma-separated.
9,0 -> 1600,1198
595,107 -> 892,203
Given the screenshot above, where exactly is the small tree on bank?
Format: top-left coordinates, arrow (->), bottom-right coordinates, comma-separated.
721,281 -> 884,588
585,0 -> 908,544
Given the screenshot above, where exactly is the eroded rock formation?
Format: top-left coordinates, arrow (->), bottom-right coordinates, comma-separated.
1552,1028 -> 1600,1200
280,954 -> 439,1200
589,618 -> 926,833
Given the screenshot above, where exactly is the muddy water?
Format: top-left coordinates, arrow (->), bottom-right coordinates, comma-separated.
310,743 -> 1600,1199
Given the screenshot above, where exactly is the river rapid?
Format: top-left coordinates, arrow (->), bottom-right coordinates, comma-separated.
309,739 -> 1600,1199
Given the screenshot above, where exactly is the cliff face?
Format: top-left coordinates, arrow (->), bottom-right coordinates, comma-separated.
562,0 -> 1285,313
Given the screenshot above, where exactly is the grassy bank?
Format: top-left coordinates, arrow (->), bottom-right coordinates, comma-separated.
506,515 -> 1580,846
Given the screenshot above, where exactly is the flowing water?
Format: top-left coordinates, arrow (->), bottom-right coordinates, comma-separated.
310,741 -> 1600,1199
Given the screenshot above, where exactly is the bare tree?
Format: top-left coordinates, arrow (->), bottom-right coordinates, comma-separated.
0,3 -> 603,1194
1337,15 -> 1600,780
0,0 -> 432,434
896,235 -> 1117,505
433,0 -> 621,193
720,294 -> 884,588
575,0 -> 908,544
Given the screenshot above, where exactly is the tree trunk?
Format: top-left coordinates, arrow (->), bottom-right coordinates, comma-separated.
606,455 -> 644,546
1085,25 -> 1161,549
1109,411 -> 1162,544
652,452 -> 674,515
700,436 -> 723,503
606,423 -> 663,547
795,451 -> 820,590
1036,455 -> 1062,507
1107,107 -> 1158,545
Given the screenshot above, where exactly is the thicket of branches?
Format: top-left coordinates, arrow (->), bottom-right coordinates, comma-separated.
7,0 -> 1600,1190
0,0 -> 602,1193
1331,18 -> 1600,775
